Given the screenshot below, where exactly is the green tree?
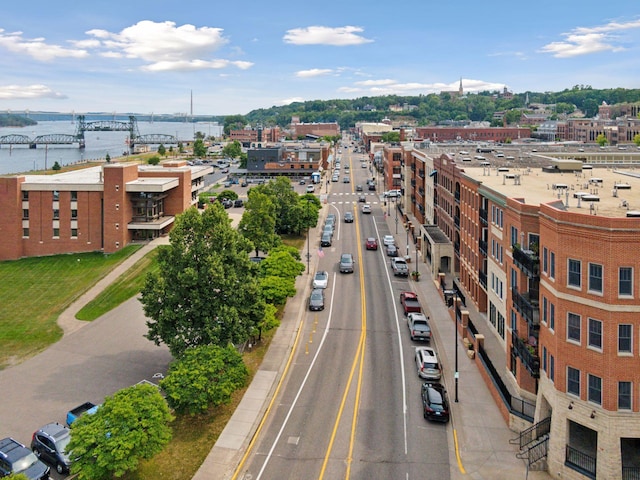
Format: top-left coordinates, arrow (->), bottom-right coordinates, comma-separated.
634,133 -> 640,146
259,276 -> 296,305
193,138 -> 207,157
141,204 -> 265,356
238,190 -> 280,256
217,189 -> 238,200
157,144 -> 166,156
160,344 -> 248,415
148,155 -> 161,165
381,131 -> 400,143
252,177 -> 301,234
222,140 -> 243,159
7,474 -> 30,480
178,142 -> 185,154
105,153 -> 111,163
169,145 -> 174,157
52,161 -> 61,171
596,133 -> 608,146
67,384 -> 173,480
223,115 -> 248,135
259,247 -> 305,279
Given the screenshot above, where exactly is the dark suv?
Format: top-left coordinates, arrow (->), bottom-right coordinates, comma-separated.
420,382 -> 450,423
31,423 -> 72,474
0,437 -> 50,479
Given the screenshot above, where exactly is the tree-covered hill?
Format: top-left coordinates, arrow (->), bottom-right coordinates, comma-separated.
0,114 -> 37,127
243,86 -> 640,130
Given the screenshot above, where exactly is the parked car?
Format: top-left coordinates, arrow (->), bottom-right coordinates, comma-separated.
0,437 -> 50,480
384,189 -> 401,198
308,288 -> 325,311
407,312 -> 432,342
344,211 -> 354,223
365,237 -> 378,250
383,235 -> 395,246
421,382 -> 450,422
400,291 -> 422,315
339,253 -> 354,273
320,232 -> 332,247
332,175 -> 339,182
306,185 -> 315,193
415,346 -> 442,380
326,214 -> 336,224
313,270 -> 329,289
233,199 -> 244,207
219,198 -> 233,208
322,225 -> 334,238
361,203 -> 371,214
31,423 -> 72,474
66,401 -> 99,426
391,257 -> 409,277
386,244 -> 398,257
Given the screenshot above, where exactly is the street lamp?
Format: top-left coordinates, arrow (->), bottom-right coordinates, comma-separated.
306,198 -> 312,273
394,197 -> 399,234
443,289 -> 460,403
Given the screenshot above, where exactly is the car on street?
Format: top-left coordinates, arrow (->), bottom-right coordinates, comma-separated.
343,177 -> 350,183
386,244 -> 398,257
339,253 -> 355,273
407,312 -> 432,342
368,182 -> 376,191
326,214 -> 336,224
233,199 -> 244,208
312,270 -> 329,289
421,382 -> 450,422
220,198 -> 233,208
31,423 -> 72,474
415,346 -> 442,380
306,185 -> 315,193
358,194 -> 366,203
320,233 -> 332,247
299,179 -> 306,185
308,288 -> 325,311
344,211 -> 354,223
332,175 -> 339,182
356,184 -> 363,191
365,237 -> 378,250
361,162 -> 367,168
383,189 -> 401,198
391,257 -> 409,276
0,437 -> 50,479
361,203 -> 371,214
383,235 -> 395,246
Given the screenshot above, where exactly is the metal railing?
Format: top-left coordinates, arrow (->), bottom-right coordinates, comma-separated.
565,444 -> 596,479
623,466 -> 640,480
512,417 -> 551,450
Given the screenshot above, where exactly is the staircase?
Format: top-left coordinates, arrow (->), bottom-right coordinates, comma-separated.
511,417 -> 551,470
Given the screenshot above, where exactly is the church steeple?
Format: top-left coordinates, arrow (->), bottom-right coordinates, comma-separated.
459,77 -> 463,96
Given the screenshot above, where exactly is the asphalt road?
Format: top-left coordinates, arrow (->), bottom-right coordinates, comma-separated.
237,148 -> 451,479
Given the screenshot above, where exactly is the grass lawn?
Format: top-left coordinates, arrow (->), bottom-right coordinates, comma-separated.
0,245 -> 141,369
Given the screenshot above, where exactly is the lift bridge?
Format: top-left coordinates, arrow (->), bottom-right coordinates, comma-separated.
0,115 -> 178,149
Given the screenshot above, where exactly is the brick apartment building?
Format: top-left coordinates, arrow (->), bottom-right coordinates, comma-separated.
414,126 -> 531,143
425,152 -> 640,479
246,143 -> 331,177
289,121 -> 340,139
0,160 -> 212,260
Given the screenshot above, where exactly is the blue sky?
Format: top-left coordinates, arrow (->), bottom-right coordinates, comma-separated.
0,1 -> 638,115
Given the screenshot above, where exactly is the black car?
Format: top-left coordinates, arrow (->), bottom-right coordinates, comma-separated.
386,244 -> 398,257
31,423 -> 72,474
233,199 -> 244,207
344,212 -> 354,223
368,182 -> 376,191
356,184 -> 363,192
421,382 -> 450,422
0,437 -> 50,479
308,288 -> 325,311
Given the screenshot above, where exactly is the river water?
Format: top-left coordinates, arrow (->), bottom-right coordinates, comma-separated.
0,121 -> 223,175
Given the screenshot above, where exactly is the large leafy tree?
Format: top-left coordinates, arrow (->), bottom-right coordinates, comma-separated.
193,138 -> 207,157
141,204 -> 265,357
160,344 -> 248,415
252,177 -> 301,234
222,140 -> 243,159
259,246 -> 305,279
238,190 -> 280,256
67,384 -> 173,480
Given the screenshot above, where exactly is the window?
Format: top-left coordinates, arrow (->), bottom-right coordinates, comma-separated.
71,209 -> 78,219
618,381 -> 632,410
588,374 -> 602,405
542,296 -> 548,325
542,346 -> 547,372
71,191 -> 78,201
543,247 -> 548,274
588,318 -> 602,349
618,324 -> 632,353
22,228 -> 29,237
589,263 -> 603,293
22,191 -> 29,201
22,209 -> 29,219
53,228 -> 59,238
511,226 -> 518,246
619,267 -> 633,296
71,228 -> 78,237
52,190 -> 60,201
550,355 -> 555,382
567,367 -> 580,396
53,209 -> 60,220
550,251 -> 555,279
568,259 -> 581,287
550,302 -> 555,331
567,313 -> 581,343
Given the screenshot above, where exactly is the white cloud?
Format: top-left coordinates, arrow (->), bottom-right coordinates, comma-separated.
142,59 -> 253,72
279,97 -> 305,105
296,68 -> 334,78
0,29 -> 88,61
338,78 -> 505,96
283,26 -> 373,46
0,84 -> 67,100
539,18 -> 640,58
355,79 -> 396,86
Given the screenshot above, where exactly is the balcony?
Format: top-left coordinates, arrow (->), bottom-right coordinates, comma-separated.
512,286 -> 540,327
418,169 -> 425,178
479,239 -> 488,255
454,215 -> 460,228
513,245 -> 540,277
455,191 -> 460,203
411,179 -> 416,187
512,331 -> 540,378
480,208 -> 488,225
479,270 -> 487,289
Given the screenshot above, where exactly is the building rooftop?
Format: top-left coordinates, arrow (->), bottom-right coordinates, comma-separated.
462,164 -> 640,218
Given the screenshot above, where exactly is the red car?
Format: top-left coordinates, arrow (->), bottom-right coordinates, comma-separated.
366,237 -> 378,250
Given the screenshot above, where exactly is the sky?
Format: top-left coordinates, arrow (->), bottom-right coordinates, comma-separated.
0,0 -> 638,116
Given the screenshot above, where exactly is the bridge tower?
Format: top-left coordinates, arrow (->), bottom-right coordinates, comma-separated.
75,115 -> 87,149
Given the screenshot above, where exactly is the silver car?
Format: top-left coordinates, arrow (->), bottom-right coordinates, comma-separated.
339,253 -> 354,273
313,271 -> 329,289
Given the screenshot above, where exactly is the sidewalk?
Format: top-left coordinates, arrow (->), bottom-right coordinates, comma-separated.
382,204 -> 551,480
